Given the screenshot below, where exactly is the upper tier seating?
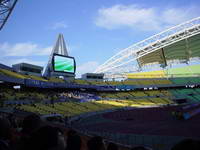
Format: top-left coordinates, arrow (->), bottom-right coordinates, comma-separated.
87,80 -> 107,85
126,64 -> 200,79
123,79 -> 172,86
165,64 -> 200,77
0,69 -> 27,79
48,77 -> 65,83
127,70 -> 166,78
0,69 -> 47,81
74,79 -> 89,85
1,63 -> 200,87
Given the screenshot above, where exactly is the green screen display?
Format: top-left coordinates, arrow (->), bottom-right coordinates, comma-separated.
53,55 -> 75,73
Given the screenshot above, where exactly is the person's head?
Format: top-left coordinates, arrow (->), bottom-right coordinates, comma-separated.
171,139 -> 200,150
131,146 -> 149,150
0,118 -> 12,140
22,114 -> 41,135
28,125 -> 65,150
107,142 -> 118,150
54,127 -> 66,149
67,129 -> 77,137
87,136 -> 105,150
66,134 -> 81,150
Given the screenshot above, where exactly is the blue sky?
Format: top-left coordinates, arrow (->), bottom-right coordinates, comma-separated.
0,0 -> 200,77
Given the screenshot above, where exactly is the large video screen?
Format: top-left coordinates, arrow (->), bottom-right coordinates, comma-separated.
53,55 -> 75,74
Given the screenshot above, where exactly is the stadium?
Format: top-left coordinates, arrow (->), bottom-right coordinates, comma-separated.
1,1 -> 200,150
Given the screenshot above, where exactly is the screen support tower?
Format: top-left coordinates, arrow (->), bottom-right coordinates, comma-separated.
43,34 -> 73,78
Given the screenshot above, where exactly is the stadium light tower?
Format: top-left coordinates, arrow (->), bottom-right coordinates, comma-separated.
0,0 -> 18,30
43,34 -> 70,77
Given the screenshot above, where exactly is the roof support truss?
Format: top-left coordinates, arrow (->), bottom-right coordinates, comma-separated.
0,0 -> 18,30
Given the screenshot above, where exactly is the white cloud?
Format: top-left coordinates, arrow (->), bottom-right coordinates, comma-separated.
50,21 -> 68,30
95,4 -> 199,31
76,61 -> 99,77
37,46 -> 53,56
161,7 -> 197,25
0,42 -> 52,57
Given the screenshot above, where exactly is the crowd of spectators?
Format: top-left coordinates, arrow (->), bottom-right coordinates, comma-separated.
0,112 -> 200,150
0,112 -> 120,150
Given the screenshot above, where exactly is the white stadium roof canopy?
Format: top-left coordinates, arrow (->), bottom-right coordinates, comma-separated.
94,17 -> 200,78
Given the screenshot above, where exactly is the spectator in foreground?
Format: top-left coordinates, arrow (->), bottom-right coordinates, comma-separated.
0,118 -> 12,150
21,114 -> 41,135
107,142 -> 118,150
171,139 -> 200,150
67,129 -> 77,138
66,133 -> 81,150
131,146 -> 149,150
17,114 -> 42,150
87,136 -> 105,150
25,125 -> 65,150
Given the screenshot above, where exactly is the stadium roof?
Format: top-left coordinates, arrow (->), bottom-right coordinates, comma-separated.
94,17 -> 200,78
